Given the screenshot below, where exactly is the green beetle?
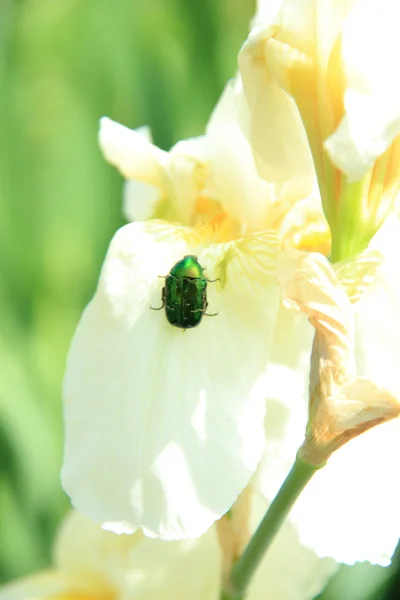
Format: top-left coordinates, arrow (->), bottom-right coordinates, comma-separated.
151,255 -> 218,329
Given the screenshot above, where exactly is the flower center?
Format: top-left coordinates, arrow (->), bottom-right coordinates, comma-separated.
265,191 -> 331,256
191,192 -> 331,255
191,196 -> 242,244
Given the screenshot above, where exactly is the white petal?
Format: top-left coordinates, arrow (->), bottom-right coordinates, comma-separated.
355,212 -> 400,397
325,0 -> 400,180
256,304 -> 313,501
238,39 -> 315,183
62,222 -> 281,539
170,136 -> 210,164
123,180 -> 161,222
242,0 -> 351,181
258,371 -> 400,566
167,136 -> 209,225
248,495 -> 338,600
271,0 -> 354,65
291,418 -> 400,565
253,0 -> 282,28
204,80 -> 274,228
99,117 -> 168,186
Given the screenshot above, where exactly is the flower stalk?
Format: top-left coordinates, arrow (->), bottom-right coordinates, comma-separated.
220,456 -> 318,600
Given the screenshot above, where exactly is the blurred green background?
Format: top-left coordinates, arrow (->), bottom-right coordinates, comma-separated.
0,0 -> 399,597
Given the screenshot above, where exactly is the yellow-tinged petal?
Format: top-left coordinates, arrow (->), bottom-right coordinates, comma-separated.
53,512 -> 139,594
1,496 -> 337,600
238,40 -> 314,183
62,221 -> 281,539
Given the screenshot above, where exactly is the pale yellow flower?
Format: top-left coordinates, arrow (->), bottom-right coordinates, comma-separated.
0,505 -> 337,600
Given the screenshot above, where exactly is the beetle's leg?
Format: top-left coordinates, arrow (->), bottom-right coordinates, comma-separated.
203,299 -> 219,317
150,302 -> 165,310
150,287 -> 165,310
201,267 -> 220,283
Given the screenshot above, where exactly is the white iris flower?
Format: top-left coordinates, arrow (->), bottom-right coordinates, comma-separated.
61,81 -> 324,540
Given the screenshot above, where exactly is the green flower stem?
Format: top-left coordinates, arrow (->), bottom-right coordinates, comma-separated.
221,456 -> 318,600
330,178 -> 367,263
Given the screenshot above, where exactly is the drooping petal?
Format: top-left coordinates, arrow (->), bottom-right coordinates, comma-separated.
257,315 -> 400,565
259,236 -> 400,565
62,221 -> 281,540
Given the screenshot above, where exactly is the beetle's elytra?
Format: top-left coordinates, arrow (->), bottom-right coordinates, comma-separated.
151,255 -> 218,329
